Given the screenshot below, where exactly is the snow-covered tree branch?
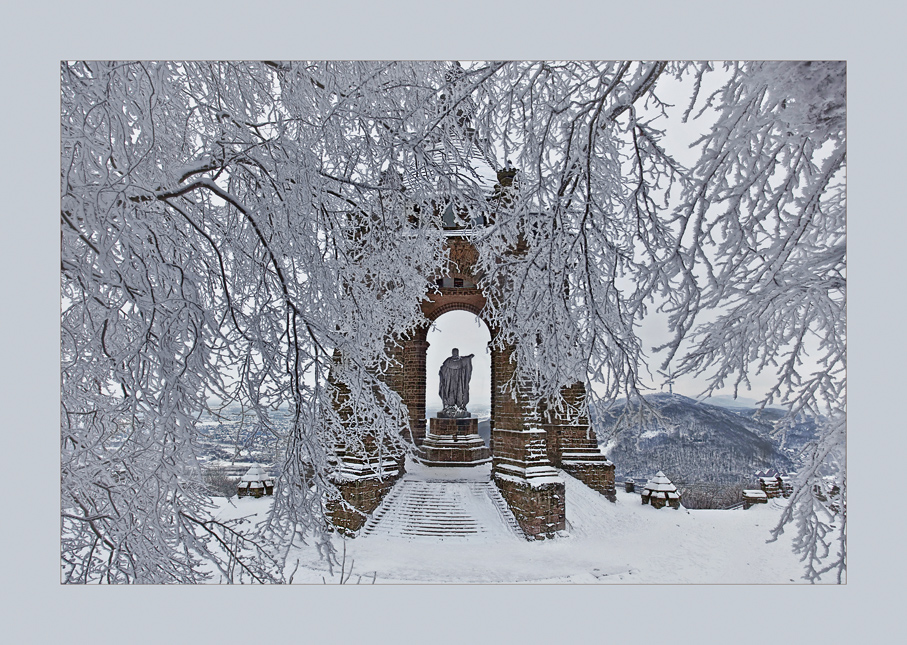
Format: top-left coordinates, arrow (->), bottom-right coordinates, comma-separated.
61,60 -> 845,583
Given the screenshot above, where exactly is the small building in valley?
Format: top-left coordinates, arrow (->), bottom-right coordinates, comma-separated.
742,489 -> 768,509
778,475 -> 793,498
759,476 -> 782,498
641,471 -> 681,509
237,463 -> 275,498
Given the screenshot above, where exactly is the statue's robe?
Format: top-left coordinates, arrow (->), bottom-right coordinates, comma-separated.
439,354 -> 473,410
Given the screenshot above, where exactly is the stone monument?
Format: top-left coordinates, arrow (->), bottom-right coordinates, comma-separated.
438,348 -> 474,418
419,348 -> 490,466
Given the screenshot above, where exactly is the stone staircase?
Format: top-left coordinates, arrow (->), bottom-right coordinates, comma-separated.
362,476 -> 525,540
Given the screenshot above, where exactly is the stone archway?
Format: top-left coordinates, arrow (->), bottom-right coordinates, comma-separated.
405,285 -> 489,447
331,233 -> 615,539
416,307 -> 493,466
389,234 -> 572,537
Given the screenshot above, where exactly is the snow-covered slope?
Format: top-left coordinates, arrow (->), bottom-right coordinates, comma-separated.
213,468 -> 816,583
595,393 -> 800,487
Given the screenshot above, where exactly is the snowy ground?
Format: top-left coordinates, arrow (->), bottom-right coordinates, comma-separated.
213,461 -> 818,584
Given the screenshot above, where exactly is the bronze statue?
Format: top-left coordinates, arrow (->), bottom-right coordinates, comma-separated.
438,348 -> 474,418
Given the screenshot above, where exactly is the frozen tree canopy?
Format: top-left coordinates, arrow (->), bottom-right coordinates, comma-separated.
60,61 -> 845,583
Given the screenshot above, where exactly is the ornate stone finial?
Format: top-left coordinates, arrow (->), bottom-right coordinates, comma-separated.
496,164 -> 517,187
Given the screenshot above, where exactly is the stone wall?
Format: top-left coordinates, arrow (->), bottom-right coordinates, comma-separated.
492,427 -> 549,465
327,476 -> 397,535
383,338 -> 406,409
494,477 -> 565,539
445,236 -> 481,279
491,342 -> 527,432
327,352 -> 406,535
563,461 -> 616,501
489,341 -> 567,538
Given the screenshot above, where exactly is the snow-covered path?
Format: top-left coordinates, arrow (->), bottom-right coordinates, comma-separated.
362,475 -> 524,539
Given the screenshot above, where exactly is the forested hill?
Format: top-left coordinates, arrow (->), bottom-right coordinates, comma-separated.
592,394 -> 816,489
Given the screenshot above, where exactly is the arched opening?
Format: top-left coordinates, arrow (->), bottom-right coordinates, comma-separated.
425,310 -> 492,447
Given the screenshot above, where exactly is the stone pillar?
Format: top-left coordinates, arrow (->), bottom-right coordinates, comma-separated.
326,351 -> 405,535
383,338 -> 406,402
403,337 -> 429,446
490,341 -> 566,539
540,381 -> 616,502
488,339 -> 497,454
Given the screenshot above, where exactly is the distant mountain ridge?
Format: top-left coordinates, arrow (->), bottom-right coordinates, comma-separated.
592,393 -> 817,489
699,394 -> 785,410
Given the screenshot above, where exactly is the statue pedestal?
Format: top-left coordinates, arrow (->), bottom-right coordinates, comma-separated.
418,417 -> 491,467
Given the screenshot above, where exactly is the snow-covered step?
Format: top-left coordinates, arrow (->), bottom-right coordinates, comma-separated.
482,480 -> 526,538
362,477 -> 525,540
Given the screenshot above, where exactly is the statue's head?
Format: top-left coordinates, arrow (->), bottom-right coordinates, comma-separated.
451,348 -> 459,357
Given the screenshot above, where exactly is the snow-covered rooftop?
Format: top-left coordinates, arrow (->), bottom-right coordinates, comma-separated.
240,463 -> 271,482
642,471 -> 678,493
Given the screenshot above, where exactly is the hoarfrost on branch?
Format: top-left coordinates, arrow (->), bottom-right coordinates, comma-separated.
60,61 -> 845,583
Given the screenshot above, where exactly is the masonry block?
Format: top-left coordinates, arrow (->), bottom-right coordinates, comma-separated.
327,476 -> 397,535
494,475 -> 566,539
562,461 -> 616,502
419,417 -> 491,466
